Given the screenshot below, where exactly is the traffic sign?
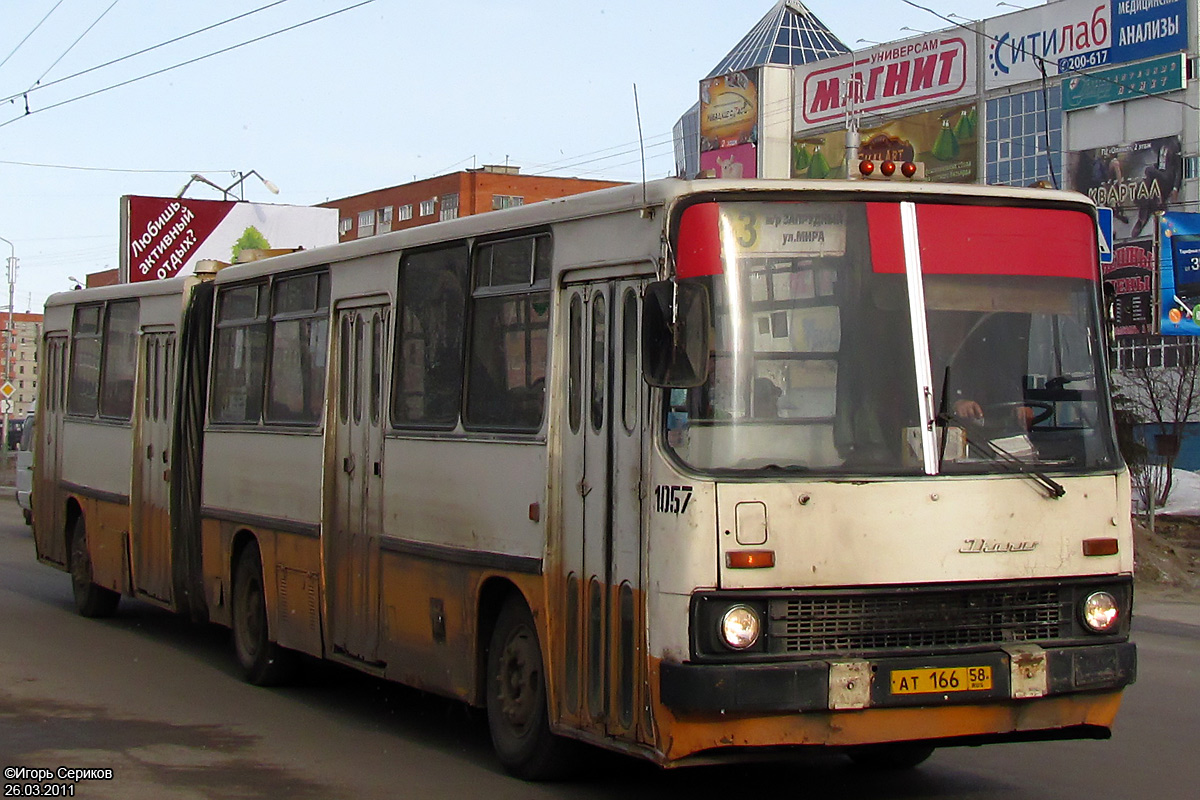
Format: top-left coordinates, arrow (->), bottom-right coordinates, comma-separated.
0,399 -> 11,414
1097,207 -> 1114,265
0,381 -> 13,400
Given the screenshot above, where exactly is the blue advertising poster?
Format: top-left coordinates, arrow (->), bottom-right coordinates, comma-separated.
1159,212 -> 1200,335
1109,0 -> 1188,66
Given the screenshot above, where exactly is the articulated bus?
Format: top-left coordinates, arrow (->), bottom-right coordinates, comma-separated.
33,178 -> 1135,778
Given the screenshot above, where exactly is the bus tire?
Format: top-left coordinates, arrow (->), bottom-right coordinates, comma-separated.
846,743 -> 935,770
231,542 -> 296,686
486,597 -> 574,781
69,516 -> 119,618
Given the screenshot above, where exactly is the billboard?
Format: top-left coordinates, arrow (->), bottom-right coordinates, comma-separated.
121,196 -> 338,283
699,70 -> 759,153
1160,213 -> 1200,336
793,33 -> 975,131
985,0 -> 1187,90
1061,51 -> 1186,111
1105,239 -> 1156,337
1067,135 -> 1182,242
699,142 -> 758,179
791,102 -> 977,182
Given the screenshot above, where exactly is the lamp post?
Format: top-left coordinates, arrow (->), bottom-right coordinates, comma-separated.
176,170 -> 280,200
0,235 -> 14,459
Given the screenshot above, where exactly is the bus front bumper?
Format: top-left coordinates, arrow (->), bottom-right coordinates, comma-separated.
659,641 -> 1136,715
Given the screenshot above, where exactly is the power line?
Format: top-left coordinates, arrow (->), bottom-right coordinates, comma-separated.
0,0 -> 374,129
0,0 -> 66,72
28,0 -> 121,92
0,0 -> 298,106
0,158 -> 224,174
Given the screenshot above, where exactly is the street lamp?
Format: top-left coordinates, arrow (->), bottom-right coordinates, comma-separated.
176,170 -> 280,200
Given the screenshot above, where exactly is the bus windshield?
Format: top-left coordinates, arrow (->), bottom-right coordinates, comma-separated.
664,199 -> 1117,477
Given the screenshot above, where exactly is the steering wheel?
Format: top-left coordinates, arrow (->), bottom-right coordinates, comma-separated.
984,400 -> 1054,426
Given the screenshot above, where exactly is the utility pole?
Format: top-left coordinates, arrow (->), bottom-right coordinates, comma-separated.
0,235 -> 14,461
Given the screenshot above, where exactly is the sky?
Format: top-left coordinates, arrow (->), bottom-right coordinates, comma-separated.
0,0 -> 1034,312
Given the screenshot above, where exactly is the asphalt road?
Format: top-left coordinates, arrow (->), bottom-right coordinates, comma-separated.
1,496 -> 1196,800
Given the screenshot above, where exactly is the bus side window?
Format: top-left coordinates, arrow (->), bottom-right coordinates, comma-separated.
67,305 -> 102,416
211,284 -> 269,424
464,234 -> 551,432
266,271 -> 330,425
392,244 -> 469,429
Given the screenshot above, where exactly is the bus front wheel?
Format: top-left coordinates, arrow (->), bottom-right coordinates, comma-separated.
486,597 -> 575,780
69,516 -> 119,618
231,542 -> 296,686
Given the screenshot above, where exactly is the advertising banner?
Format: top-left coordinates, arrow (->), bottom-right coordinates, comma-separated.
700,70 -> 759,153
1105,239 -> 1156,336
985,0 -> 1186,90
792,102 -> 977,182
1067,135 -> 1182,241
1159,213 -> 1200,335
700,142 -> 758,179
121,196 -> 338,283
793,33 -> 974,130
1061,51 -> 1185,110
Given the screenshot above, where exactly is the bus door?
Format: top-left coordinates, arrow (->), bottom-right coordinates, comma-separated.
132,330 -> 176,602
560,277 -> 647,740
328,302 -> 389,665
35,335 -> 69,566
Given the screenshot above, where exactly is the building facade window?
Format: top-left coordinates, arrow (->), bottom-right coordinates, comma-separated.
420,199 -> 436,217
397,204 -> 413,221
378,206 -> 393,234
492,195 -> 525,210
357,210 -> 375,237
440,193 -> 460,222
986,86 -> 1063,188
340,218 -> 353,235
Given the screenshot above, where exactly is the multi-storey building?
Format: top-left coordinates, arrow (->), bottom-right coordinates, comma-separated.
321,165 -> 625,243
2,312 -> 42,417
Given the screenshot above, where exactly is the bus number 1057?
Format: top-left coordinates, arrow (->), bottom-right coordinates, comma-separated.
654,485 -> 693,514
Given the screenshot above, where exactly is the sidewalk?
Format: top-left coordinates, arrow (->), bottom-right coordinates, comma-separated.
1134,593 -> 1200,630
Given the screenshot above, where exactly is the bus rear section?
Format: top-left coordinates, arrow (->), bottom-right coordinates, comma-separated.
34,277 -> 199,618
635,186 -> 1135,766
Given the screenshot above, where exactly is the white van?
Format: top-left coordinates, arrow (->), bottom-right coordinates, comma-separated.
16,410 -> 34,525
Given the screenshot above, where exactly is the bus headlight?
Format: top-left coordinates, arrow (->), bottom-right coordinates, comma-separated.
1081,591 -> 1120,633
720,605 -> 762,650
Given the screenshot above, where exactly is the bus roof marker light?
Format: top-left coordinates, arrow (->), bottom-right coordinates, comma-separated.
858,160 -> 875,177
880,160 -> 896,177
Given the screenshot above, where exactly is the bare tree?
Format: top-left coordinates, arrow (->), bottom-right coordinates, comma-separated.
1114,337 -> 1200,509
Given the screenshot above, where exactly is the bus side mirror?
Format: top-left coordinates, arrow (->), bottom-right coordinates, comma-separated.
642,280 -> 710,388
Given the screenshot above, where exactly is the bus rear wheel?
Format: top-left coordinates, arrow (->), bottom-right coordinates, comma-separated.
486,597 -> 575,780
231,541 -> 296,686
69,516 -> 119,618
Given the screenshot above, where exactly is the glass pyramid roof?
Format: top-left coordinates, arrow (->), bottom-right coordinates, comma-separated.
706,0 -> 849,78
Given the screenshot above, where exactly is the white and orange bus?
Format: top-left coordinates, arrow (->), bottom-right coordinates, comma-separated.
33,178 -> 1136,778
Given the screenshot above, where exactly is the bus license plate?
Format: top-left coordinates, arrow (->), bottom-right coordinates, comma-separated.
890,666 -> 993,695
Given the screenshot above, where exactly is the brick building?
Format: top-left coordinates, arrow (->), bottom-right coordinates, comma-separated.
321,165 -> 625,243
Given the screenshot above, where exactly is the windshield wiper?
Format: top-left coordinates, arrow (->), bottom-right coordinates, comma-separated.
938,409 -> 1066,500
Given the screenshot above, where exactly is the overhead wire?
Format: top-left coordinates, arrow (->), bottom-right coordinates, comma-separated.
0,0 -> 375,129
0,0 -> 66,72
27,0 -> 121,93
0,0 -> 298,106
